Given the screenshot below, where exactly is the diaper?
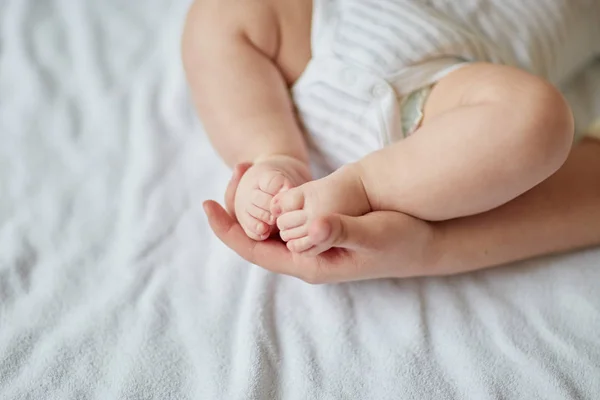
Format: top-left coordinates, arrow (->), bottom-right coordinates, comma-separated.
400,85 -> 433,137
398,61 -> 469,137
585,118 -> 600,142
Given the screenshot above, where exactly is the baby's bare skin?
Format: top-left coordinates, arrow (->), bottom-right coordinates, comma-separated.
233,155 -> 310,240
183,0 -> 574,256
182,0 -> 313,239
204,137 -> 600,283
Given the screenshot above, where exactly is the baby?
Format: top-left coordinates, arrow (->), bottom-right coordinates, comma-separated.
183,0 -> 599,256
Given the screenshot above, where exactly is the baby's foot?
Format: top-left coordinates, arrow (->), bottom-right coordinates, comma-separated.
234,156 -> 311,241
271,164 -> 372,255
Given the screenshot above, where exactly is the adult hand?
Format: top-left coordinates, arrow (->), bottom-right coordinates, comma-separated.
203,198 -> 440,283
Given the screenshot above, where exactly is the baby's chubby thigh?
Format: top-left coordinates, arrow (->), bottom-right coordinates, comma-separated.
443,64 -> 575,192
353,63 -> 575,220
422,62 -> 574,159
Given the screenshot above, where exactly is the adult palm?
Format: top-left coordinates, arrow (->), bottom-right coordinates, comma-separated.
204,163 -> 437,284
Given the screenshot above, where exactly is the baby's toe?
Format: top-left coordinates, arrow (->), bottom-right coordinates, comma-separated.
259,171 -> 290,195
271,188 -> 305,217
251,189 -> 274,211
276,210 -> 307,231
286,236 -> 316,253
247,204 -> 274,225
302,216 -> 339,256
279,225 -> 308,242
240,213 -> 270,241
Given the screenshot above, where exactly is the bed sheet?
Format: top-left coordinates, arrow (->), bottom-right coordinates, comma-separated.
1,1 -> 600,399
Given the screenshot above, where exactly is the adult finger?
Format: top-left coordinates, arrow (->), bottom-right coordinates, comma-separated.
323,211 -> 420,251
203,200 -> 365,283
224,162 -> 252,218
203,200 -> 302,274
314,213 -> 375,250
204,200 -> 386,283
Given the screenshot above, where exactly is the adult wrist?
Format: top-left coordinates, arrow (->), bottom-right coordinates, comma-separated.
423,223 -> 461,276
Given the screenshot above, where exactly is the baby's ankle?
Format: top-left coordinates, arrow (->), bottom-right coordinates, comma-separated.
343,161 -> 378,212
254,154 -> 312,180
254,153 -> 304,165
331,162 -> 374,214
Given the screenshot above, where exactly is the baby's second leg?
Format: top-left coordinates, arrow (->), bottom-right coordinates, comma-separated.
182,0 -> 313,240
273,63 -> 574,254
359,63 -> 574,219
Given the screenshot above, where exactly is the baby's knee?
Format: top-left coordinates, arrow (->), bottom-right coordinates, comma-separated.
474,66 -> 574,174
516,79 -> 574,173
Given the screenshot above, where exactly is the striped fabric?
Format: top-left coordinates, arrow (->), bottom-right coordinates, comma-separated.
292,0 -> 600,173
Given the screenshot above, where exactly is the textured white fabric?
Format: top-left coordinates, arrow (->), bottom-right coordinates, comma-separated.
293,0 -> 600,172
1,1 -> 600,399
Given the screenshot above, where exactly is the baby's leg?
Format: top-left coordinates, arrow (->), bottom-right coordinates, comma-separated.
182,0 -> 313,239
273,63 -> 574,254
182,0 -> 311,167
358,63 -> 574,220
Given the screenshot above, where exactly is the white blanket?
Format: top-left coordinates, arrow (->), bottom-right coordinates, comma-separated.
1,1 -> 599,399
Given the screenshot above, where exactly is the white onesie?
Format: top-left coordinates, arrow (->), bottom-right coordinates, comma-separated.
291,0 -> 600,173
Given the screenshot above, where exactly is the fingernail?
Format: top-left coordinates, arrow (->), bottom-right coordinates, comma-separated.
256,223 -> 266,234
